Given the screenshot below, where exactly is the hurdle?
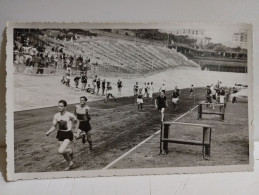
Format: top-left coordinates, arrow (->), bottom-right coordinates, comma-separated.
160,122 -> 212,160
197,103 -> 225,121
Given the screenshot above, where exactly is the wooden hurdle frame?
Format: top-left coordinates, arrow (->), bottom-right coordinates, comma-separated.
197,103 -> 225,121
160,122 -> 212,160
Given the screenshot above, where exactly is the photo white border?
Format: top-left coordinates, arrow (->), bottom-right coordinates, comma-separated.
6,22 -> 254,181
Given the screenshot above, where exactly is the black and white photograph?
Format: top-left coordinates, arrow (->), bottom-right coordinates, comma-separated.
6,22 -> 253,180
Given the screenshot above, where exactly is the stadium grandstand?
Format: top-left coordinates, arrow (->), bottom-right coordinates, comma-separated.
13,29 -> 200,78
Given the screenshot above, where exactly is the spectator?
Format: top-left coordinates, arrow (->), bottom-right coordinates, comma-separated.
117,79 -> 123,94
102,79 -> 106,96
96,78 -> 101,94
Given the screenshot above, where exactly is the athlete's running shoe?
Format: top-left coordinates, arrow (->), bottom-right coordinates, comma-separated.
64,161 -> 73,171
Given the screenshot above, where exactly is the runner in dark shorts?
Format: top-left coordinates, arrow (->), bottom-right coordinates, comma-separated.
46,100 -> 79,171
190,85 -> 194,97
205,85 -> 212,106
155,91 -> 168,122
74,96 -> 93,154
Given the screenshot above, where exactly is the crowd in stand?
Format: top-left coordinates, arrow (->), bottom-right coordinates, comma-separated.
14,33 -> 92,74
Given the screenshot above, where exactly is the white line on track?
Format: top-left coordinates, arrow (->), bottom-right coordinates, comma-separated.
48,129 -> 131,168
102,104 -> 199,170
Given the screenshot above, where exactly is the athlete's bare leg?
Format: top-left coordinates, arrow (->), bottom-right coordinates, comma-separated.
161,108 -> 165,122
86,131 -> 93,153
58,140 -> 73,170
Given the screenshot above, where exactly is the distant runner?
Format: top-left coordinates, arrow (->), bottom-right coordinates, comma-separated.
117,79 -> 123,95
155,91 -> 168,122
137,93 -> 144,110
190,84 -> 194,97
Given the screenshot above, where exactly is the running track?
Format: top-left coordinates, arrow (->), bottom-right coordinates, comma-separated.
14,88 -> 205,172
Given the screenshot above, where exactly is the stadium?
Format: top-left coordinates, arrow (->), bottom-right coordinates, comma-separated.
13,28 -> 249,172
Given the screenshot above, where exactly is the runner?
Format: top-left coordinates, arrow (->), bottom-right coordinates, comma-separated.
92,75 -> 97,93
205,85 -> 212,106
219,87 -> 226,104
133,82 -> 139,96
155,91 -> 168,122
45,100 -> 78,171
96,78 -> 101,94
137,92 -> 144,110
149,81 -> 154,98
159,83 -> 166,94
102,79 -> 106,96
144,82 -> 148,98
117,79 -> 123,95
105,82 -> 116,102
190,84 -> 194,97
172,86 -> 180,110
81,72 -> 87,91
74,96 -> 93,154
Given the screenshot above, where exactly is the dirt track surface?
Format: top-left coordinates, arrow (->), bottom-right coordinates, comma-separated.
14,88 -> 249,172
110,102 -> 249,169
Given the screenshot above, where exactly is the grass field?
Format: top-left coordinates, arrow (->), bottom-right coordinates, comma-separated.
14,87 -> 249,172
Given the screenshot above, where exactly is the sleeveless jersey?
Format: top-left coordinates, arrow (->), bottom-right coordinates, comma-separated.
53,111 -> 76,131
75,105 -> 90,121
